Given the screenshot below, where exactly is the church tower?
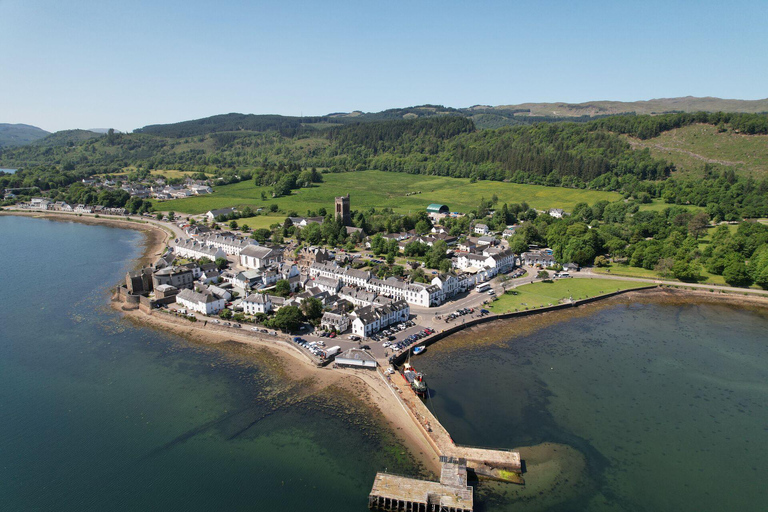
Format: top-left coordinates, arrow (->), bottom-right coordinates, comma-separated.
335,194 -> 351,226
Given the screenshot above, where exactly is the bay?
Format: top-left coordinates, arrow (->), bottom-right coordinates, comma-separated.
417,299 -> 768,511
0,216 -> 415,512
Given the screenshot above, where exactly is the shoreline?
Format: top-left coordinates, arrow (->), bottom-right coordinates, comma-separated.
9,210 -> 768,505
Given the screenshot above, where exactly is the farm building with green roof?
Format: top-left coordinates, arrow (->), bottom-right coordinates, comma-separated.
426,204 -> 449,214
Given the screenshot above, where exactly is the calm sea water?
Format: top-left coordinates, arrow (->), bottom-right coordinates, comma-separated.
418,300 -> 768,511
0,216 -> 415,512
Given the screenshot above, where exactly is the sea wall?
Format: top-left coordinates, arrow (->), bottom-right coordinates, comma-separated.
392,285 -> 658,366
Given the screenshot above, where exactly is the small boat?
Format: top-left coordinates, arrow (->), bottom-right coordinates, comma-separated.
413,346 -> 426,355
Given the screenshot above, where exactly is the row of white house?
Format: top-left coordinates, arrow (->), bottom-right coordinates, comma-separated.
200,234 -> 259,256
453,248 -> 516,279
174,239 -> 228,261
309,262 -> 444,307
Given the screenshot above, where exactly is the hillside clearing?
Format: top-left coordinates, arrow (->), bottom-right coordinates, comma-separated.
626,124 -> 768,179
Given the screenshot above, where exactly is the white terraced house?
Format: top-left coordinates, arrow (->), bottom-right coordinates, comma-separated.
350,299 -> 410,337
242,293 -> 272,315
176,288 -> 225,315
202,234 -> 259,256
174,239 -> 227,261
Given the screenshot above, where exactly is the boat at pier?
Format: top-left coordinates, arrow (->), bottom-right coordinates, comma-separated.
403,363 -> 428,397
413,346 -> 425,355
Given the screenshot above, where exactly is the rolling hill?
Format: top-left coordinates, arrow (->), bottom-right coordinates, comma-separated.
0,123 -> 50,148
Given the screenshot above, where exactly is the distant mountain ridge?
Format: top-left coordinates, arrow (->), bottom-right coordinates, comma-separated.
491,96 -> 768,117
0,123 -> 50,148
133,97 -> 768,136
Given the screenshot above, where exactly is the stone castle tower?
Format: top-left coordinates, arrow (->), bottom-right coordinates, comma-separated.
335,194 -> 351,226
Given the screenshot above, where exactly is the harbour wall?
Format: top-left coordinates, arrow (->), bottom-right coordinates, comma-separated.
392,285 -> 658,366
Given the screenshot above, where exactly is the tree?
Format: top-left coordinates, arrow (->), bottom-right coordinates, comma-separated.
229,220 -> 238,230
722,256 -> 752,287
167,211 -> 175,222
156,212 -> 163,221
251,228 -> 272,243
537,270 -> 550,280
269,305 -> 303,332
302,223 -> 322,245
688,212 -> 709,238
301,297 -> 323,324
215,257 -> 228,270
274,279 -> 291,297
414,220 -> 430,235
594,255 -> 609,267
269,203 -> 279,212
672,257 -> 701,282
219,308 -> 233,320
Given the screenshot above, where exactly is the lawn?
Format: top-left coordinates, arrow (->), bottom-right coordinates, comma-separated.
592,263 -> 738,287
488,278 -> 646,313
160,170 -> 621,215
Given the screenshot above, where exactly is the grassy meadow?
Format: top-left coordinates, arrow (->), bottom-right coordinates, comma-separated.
160,170 -> 621,215
488,278 -> 646,313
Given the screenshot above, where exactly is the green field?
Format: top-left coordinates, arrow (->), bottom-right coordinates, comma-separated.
592,263 -> 736,287
160,171 -> 621,215
627,124 -> 768,179
488,278 -> 646,313
637,199 -> 705,213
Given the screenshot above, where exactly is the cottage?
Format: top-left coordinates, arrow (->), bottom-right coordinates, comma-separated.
474,223 -> 490,235
206,207 -> 237,222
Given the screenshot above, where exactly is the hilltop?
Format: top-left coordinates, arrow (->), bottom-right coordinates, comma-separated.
0,123 -> 50,148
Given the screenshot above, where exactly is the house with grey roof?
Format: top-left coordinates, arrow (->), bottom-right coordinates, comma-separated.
239,245 -> 284,270
176,287 -> 225,315
206,207 -> 237,221
242,293 -> 272,315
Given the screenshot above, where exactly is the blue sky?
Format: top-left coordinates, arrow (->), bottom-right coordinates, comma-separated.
1,0 -> 766,132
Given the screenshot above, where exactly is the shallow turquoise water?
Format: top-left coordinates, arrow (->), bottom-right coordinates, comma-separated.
418,299 -> 768,511
0,216 -> 413,511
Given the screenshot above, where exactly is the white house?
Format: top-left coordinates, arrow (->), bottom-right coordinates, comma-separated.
474,223 -> 490,235
350,299 -> 410,337
549,208 -> 565,219
176,288 -> 225,315
206,207 -> 237,222
239,245 -> 284,270
313,275 -> 342,294
242,293 -> 272,315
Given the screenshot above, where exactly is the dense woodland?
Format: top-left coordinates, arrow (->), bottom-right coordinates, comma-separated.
3,111 -> 768,220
